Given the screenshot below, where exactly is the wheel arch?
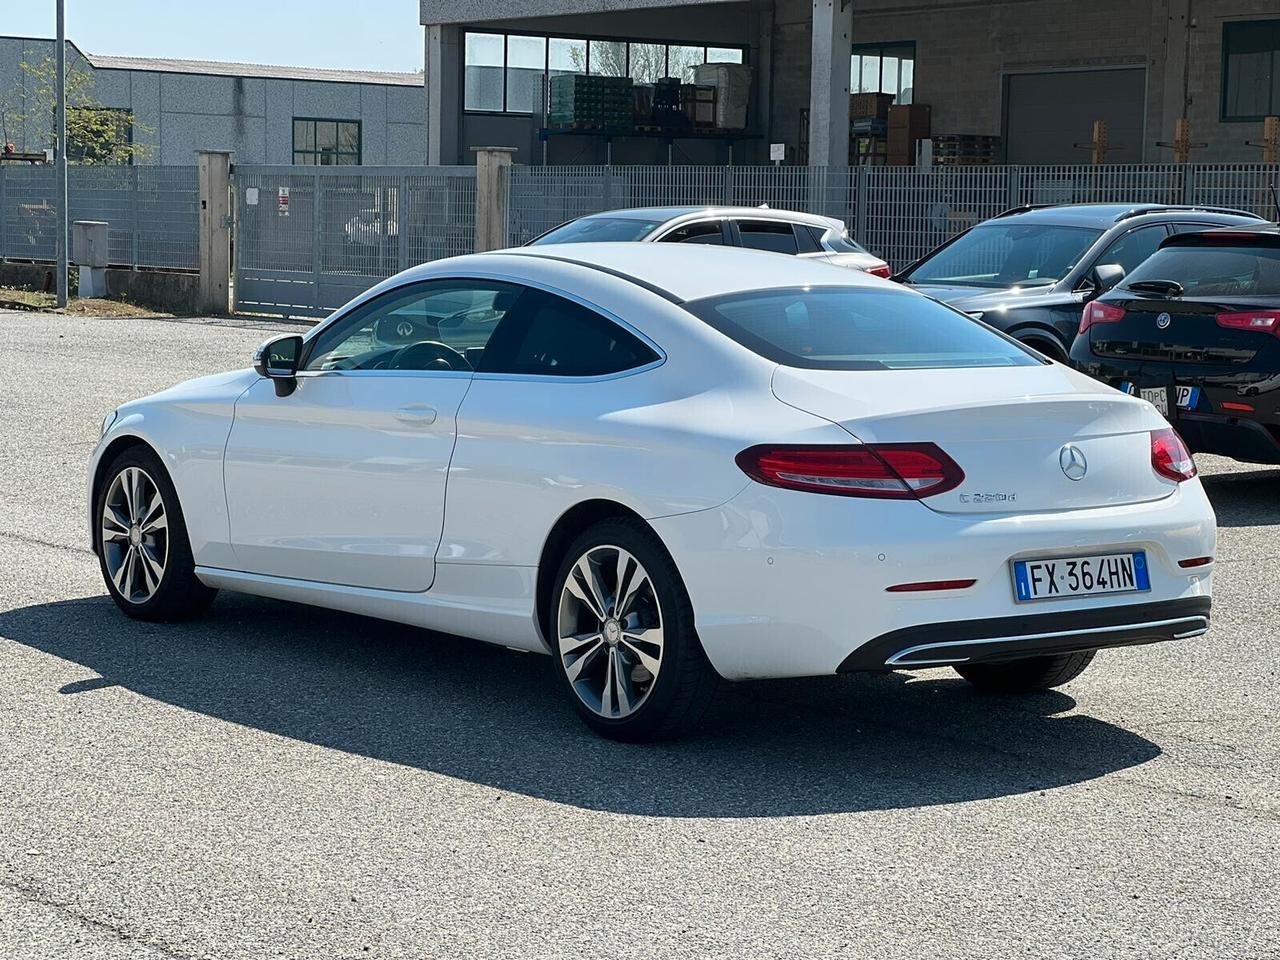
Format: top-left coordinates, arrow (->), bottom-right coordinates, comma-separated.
90,433 -> 165,554
1008,322 -> 1070,361
534,499 -> 676,650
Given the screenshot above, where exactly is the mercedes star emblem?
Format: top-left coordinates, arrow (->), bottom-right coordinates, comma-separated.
1059,444 -> 1088,481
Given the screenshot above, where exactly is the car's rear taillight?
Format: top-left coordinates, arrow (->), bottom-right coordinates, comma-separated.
1216,310 -> 1280,335
865,264 -> 893,279
735,444 -> 964,499
1151,428 -> 1196,482
1080,301 -> 1126,334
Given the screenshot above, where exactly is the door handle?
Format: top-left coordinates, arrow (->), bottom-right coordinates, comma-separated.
395,405 -> 438,425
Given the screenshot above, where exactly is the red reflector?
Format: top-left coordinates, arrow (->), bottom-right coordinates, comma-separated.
1080,300 -> 1126,335
1178,557 -> 1213,568
735,443 -> 965,499
1150,428 -> 1197,482
886,579 -> 977,592
1220,401 -> 1255,412
866,263 -> 893,279
1216,310 -> 1280,335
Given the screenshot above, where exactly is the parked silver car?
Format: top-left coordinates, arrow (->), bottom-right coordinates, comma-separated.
527,205 -> 891,277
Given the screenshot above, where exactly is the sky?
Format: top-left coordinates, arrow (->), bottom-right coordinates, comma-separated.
5,1 -> 424,72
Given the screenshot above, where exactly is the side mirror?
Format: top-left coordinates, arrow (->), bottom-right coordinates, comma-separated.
1093,263 -> 1126,293
253,334 -> 303,397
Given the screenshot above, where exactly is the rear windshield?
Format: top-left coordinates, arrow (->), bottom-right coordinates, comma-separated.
530,217 -> 663,244
905,223 -> 1103,288
683,286 -> 1042,370
1123,246 -> 1280,297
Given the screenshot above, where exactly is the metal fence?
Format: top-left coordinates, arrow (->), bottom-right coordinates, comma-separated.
233,165 -> 476,318
0,164 -> 199,271
508,163 -> 1280,270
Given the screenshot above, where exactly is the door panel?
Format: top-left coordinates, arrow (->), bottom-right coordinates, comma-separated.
1004,69 -> 1145,164
223,371 -> 471,591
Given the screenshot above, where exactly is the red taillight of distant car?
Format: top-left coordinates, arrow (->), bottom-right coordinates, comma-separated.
865,264 -> 893,279
1216,310 -> 1280,335
1080,301 -> 1126,334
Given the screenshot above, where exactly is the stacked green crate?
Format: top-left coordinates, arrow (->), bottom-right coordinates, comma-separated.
548,74 -> 633,131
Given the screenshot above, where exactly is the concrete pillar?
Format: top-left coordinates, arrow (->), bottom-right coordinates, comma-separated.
197,150 -> 232,315
808,0 -> 853,167
472,147 -> 516,253
426,24 -> 462,165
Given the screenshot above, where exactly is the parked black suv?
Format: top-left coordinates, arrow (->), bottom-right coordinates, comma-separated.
1070,225 -> 1280,464
896,204 -> 1265,360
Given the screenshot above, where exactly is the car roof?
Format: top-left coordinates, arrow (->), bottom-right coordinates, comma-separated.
575,205 -> 844,229
986,203 -> 1265,228
484,242 -> 881,303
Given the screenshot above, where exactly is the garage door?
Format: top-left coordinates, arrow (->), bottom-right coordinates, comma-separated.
1004,69 -> 1146,164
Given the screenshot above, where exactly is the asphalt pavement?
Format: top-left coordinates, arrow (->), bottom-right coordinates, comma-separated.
1,310 -> 1277,959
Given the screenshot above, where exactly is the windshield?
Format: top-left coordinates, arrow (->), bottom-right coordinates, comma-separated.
905,223 -> 1102,288
684,286 -> 1041,370
1123,246 -> 1280,297
531,216 -> 664,244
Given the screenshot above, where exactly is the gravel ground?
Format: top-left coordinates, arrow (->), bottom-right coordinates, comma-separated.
1,310 -> 1277,960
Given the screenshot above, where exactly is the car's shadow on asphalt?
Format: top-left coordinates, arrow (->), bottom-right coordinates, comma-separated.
1199,467 -> 1280,527
1,594 -> 1161,818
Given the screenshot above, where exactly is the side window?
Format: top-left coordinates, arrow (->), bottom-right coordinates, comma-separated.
736,219 -> 800,255
794,225 -> 822,254
480,289 -> 659,377
659,220 -> 726,245
1170,222 -> 1225,235
1095,225 -> 1170,276
304,279 -> 523,372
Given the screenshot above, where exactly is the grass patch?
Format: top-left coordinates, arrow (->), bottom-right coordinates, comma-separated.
0,286 -> 174,318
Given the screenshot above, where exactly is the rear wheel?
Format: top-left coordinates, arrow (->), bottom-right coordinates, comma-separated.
96,446 -> 217,621
550,518 -> 718,742
954,651 -> 1095,693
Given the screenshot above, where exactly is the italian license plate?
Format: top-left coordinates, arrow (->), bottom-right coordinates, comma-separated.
1139,387 -> 1169,416
1120,383 -> 1200,416
1012,551 -> 1150,603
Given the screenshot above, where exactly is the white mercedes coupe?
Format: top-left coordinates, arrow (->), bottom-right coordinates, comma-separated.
89,244 -> 1215,740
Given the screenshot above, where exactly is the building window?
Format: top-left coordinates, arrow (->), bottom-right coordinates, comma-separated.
462,30 -> 749,115
851,42 -> 915,105
1222,20 -> 1280,121
293,119 -> 361,165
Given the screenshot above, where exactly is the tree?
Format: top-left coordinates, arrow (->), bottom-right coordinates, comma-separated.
4,54 -> 151,164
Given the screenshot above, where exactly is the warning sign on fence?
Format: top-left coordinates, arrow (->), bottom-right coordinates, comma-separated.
278,186 -> 290,216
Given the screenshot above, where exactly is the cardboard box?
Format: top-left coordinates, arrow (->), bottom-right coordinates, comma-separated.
850,92 -> 894,121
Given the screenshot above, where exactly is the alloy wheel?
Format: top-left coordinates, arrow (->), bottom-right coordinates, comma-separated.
557,544 -> 664,719
101,466 -> 168,604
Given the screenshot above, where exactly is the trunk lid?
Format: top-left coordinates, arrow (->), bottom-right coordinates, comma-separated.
771,364 -> 1172,514
1091,294 -> 1280,367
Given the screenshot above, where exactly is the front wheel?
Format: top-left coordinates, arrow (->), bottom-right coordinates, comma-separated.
96,446 -> 217,621
954,651 -> 1095,693
550,518 -> 719,742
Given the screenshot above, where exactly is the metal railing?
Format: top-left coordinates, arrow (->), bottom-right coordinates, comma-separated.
233,165 -> 477,318
507,163 -> 1280,270
0,164 -> 199,271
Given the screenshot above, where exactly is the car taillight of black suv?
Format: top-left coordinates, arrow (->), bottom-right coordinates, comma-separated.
1069,225 -> 1280,464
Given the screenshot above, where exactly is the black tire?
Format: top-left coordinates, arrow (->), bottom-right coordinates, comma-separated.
1018,336 -> 1068,364
95,445 -> 217,622
954,651 -> 1095,693
549,517 -> 719,742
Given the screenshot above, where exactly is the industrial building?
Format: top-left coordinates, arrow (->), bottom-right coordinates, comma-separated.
421,0 -> 1280,166
0,35 -> 426,165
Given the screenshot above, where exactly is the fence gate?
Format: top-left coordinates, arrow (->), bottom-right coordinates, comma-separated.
233,165 -> 477,319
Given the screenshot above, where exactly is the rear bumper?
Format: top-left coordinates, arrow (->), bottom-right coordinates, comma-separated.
1175,412 -> 1280,464
837,596 -> 1210,671
652,480 -> 1216,681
